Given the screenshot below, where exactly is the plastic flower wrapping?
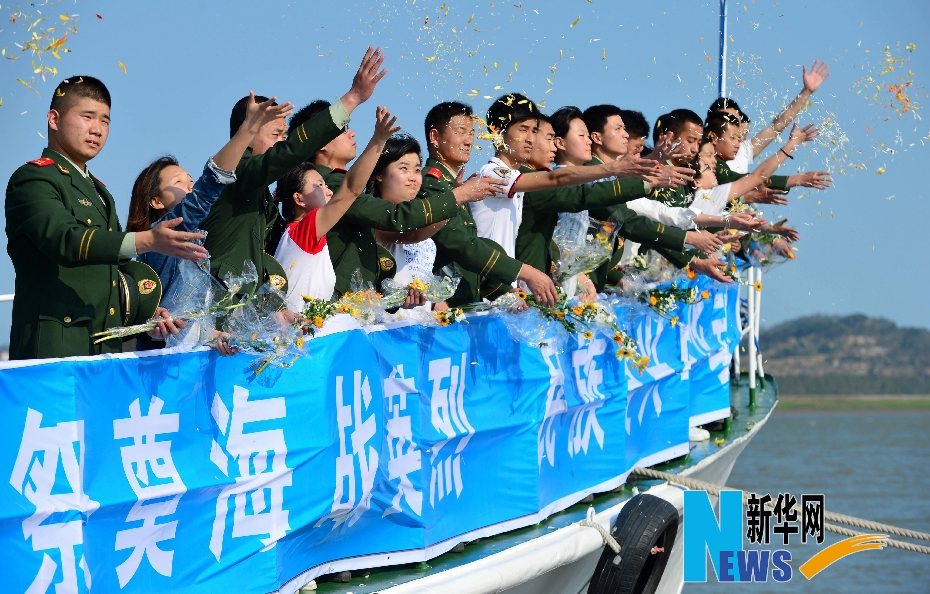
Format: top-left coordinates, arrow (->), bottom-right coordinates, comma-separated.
380,272 -> 461,309
551,213 -> 620,283
334,270 -> 384,325
625,249 -> 687,285
746,233 -> 796,269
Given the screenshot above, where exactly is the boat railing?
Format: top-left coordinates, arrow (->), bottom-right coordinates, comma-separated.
733,265 -> 764,405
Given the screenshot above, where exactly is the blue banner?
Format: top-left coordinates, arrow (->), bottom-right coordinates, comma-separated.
0,285 -> 738,593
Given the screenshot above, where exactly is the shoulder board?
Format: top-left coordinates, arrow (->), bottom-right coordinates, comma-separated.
426,167 -> 443,180
332,168 -> 347,174
93,176 -> 106,187
27,157 -> 54,167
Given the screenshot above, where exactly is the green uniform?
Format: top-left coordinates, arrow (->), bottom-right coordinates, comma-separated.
200,106 -> 344,292
319,166 -> 460,294
716,156 -> 789,191
579,157 -> 689,290
515,165 -> 652,275
5,150 -> 128,359
419,159 -> 523,305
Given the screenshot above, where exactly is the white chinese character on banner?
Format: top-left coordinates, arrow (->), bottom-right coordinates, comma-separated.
112,397 -> 185,587
428,353 -> 475,507
209,386 -> 291,561
10,408 -> 99,594
317,370 -> 379,529
382,365 -> 423,517
538,346 -> 567,468
568,336 -> 607,457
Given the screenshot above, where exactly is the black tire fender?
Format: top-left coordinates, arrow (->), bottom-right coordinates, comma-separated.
587,493 -> 680,594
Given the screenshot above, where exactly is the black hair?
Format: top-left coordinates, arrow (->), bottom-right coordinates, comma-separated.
366,134 -> 423,197
707,97 -> 741,118
486,93 -> 537,134
582,104 -> 623,136
619,109 -> 650,141
703,112 -> 741,142
127,156 -> 180,232
278,162 -> 320,222
652,109 -> 703,144
737,109 -> 751,124
229,94 -> 274,138
535,112 -> 552,127
50,75 -> 111,113
550,106 -> 584,139
289,100 -> 331,134
424,101 -> 473,140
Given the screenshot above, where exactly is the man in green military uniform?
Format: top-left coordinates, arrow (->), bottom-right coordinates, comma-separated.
5,75 -> 204,360
418,102 -> 558,306
285,100 -> 494,295
200,47 -> 387,299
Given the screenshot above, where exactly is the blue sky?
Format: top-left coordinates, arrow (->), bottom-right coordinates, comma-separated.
1,0 -> 928,343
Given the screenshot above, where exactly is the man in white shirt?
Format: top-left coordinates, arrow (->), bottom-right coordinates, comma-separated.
470,93 -> 660,259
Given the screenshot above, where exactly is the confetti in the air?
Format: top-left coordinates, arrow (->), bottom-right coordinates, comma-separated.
118,61 -> 127,74
570,15 -> 580,27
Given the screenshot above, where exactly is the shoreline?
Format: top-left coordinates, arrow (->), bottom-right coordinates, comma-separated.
774,394 -> 930,411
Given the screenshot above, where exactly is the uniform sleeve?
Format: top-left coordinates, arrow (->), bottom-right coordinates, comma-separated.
342,191 -> 459,231
5,169 -> 125,265
287,209 -> 326,255
593,204 -> 687,251
480,162 -> 522,199
525,176 -> 649,214
233,106 -> 344,197
421,176 -> 522,286
623,197 -> 700,229
651,246 -> 696,269
161,159 -> 237,232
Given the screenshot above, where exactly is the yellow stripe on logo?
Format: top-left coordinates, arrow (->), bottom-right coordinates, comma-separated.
798,534 -> 888,580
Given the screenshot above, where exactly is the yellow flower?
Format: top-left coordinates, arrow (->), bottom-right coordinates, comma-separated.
686,267 -> 697,280
583,331 -> 594,340
649,295 -> 659,306
313,316 -> 325,329
251,332 -> 258,340
613,332 -> 624,343
410,277 -> 429,291
753,280 -> 762,292
572,305 -> 584,316
555,312 -> 566,320
516,290 -> 528,300
722,242 -> 732,253
295,337 -> 305,349
584,302 -> 596,310
701,290 -> 710,299
595,232 -> 609,244
634,356 -> 651,374
616,347 -> 634,360
670,316 -> 679,327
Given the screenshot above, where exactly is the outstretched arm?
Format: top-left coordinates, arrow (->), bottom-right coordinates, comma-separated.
338,46 -> 388,115
214,92 -> 294,171
730,122 -> 818,197
316,106 -> 400,239
751,60 -> 830,156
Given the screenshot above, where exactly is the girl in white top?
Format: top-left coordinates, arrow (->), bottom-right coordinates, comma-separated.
369,134 -> 446,310
275,106 -> 400,312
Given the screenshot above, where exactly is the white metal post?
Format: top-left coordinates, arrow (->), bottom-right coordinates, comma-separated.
755,268 -> 764,383
747,267 -> 757,404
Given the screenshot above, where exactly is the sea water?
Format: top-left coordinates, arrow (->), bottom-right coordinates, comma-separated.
686,409 -> 930,593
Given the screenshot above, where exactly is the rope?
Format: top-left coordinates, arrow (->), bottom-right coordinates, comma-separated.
579,506 -> 621,554
629,467 -> 930,554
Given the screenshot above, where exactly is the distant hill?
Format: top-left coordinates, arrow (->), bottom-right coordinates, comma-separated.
761,314 -> 930,395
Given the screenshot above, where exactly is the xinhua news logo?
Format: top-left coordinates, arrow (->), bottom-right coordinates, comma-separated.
684,491 -> 888,583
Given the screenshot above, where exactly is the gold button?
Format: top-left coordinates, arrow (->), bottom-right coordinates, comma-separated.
87,218 -> 92,224
63,316 -> 71,323
108,227 -> 113,231
112,280 -> 117,287
109,307 -> 115,315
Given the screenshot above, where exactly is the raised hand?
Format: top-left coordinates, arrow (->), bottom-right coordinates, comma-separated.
608,154 -> 661,180
795,170 -> 832,190
766,218 -> 800,242
689,257 -> 733,283
342,46 -> 388,113
452,173 -> 507,204
243,91 -> 294,135
789,122 -> 820,144
802,60 -> 830,94
138,217 -> 208,260
743,187 -> 788,205
372,106 -> 401,143
729,212 -> 767,231
645,164 -> 695,188
685,229 -> 724,254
